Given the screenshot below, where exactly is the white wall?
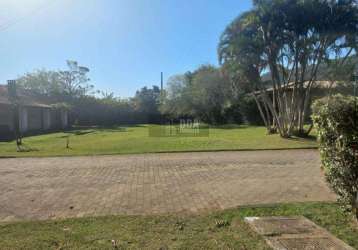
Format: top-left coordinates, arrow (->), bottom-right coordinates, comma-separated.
0,104 -> 14,131
43,109 -> 51,130
19,107 -> 28,133
61,110 -> 68,128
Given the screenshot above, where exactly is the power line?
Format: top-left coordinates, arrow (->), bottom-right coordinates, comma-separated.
0,0 -> 60,32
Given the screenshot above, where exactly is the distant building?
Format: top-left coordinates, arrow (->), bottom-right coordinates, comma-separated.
252,80 -> 354,122
253,80 -> 354,107
254,80 -> 353,96
0,84 -> 69,139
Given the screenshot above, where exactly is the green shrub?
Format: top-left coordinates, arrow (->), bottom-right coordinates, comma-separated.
240,96 -> 264,125
223,103 -> 244,124
312,95 -> 358,221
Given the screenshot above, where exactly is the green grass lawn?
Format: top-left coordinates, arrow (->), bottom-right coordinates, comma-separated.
0,203 -> 356,249
0,125 -> 317,157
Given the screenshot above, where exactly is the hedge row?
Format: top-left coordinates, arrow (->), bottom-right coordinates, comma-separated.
312,94 -> 358,221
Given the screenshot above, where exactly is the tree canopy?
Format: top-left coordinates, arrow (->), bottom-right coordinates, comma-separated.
161,65 -> 240,124
17,60 -> 93,103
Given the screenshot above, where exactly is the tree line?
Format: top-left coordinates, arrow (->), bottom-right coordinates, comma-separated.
16,61 -> 261,126
16,60 -> 163,126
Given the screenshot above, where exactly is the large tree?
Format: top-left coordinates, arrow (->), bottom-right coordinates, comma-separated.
58,60 -> 93,101
162,65 -> 232,124
218,0 -> 358,137
17,60 -> 92,103
131,85 -> 162,123
161,73 -> 193,118
189,65 -> 231,124
17,69 -> 63,101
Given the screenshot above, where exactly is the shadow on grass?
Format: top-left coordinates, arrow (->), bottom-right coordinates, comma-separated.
17,144 -> 39,152
95,127 -> 127,133
64,126 -> 131,135
285,134 -> 317,142
72,124 -> 146,129
64,130 -> 96,136
211,124 -> 252,129
0,137 -> 13,142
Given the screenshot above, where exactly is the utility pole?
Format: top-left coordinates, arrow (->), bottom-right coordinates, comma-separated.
159,72 -> 165,126
160,72 -> 164,104
161,72 -> 163,93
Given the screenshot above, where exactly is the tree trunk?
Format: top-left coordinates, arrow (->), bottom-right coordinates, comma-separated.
252,94 -> 270,132
355,192 -> 358,223
261,92 -> 286,137
272,88 -> 276,129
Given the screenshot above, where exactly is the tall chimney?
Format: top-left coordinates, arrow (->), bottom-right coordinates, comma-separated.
7,80 -> 17,100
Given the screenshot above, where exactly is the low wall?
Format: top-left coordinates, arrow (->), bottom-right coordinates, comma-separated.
0,104 -> 13,140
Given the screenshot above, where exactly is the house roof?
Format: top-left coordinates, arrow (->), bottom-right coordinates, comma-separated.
0,85 -> 52,108
253,80 -> 351,95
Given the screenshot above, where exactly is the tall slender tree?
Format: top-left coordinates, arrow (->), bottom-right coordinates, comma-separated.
58,60 -> 92,101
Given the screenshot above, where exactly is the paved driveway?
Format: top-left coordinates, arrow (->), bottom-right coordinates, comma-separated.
0,149 -> 335,221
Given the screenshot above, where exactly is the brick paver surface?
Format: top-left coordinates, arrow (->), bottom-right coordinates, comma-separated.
0,149 -> 336,221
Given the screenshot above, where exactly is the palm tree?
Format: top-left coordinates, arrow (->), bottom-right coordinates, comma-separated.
218,0 -> 358,137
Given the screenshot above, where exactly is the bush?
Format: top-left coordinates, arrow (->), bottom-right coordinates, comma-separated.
223,103 -> 243,124
312,95 -> 358,221
240,96 -> 264,125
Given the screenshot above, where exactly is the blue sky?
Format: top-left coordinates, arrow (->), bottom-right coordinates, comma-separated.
0,0 -> 252,98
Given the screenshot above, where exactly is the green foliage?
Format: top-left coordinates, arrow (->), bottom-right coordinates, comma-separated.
17,69 -> 64,101
17,61 -> 93,103
12,56 -> 245,128
240,96 -> 264,125
16,63 -> 163,126
190,65 -> 230,124
222,103 -> 243,124
70,95 -> 146,126
162,65 -> 240,124
218,0 -> 358,137
132,86 -> 162,123
312,95 -> 358,220
160,73 -> 195,119
58,60 -> 93,100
